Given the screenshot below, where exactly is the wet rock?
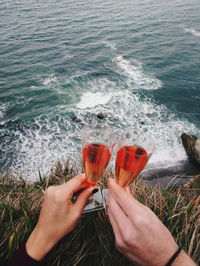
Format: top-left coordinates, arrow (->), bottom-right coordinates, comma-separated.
71,115 -> 76,121
97,113 -> 105,120
71,115 -> 82,123
181,133 -> 200,168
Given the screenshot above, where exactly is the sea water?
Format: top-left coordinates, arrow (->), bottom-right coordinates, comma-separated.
0,0 -> 200,180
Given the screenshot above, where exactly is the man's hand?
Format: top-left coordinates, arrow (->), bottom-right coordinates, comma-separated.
107,178 -> 196,266
26,174 -> 96,261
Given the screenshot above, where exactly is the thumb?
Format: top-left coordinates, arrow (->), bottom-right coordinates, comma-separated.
75,187 -> 98,212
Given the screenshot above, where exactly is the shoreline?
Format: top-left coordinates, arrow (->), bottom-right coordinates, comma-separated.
1,158 -> 199,187
141,159 -> 200,187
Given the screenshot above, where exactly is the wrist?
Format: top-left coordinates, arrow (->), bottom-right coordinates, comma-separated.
172,250 -> 197,266
150,242 -> 179,266
165,247 -> 182,266
26,227 -> 56,261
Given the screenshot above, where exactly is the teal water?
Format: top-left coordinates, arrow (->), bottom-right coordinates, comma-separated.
0,0 -> 200,180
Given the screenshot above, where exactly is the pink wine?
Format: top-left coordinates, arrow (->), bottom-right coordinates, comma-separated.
115,145 -> 148,187
83,143 -> 111,185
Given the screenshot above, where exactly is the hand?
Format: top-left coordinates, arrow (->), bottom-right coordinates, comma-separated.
107,178 -> 195,266
26,174 -> 96,261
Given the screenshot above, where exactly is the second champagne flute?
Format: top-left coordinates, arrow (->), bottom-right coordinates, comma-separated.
115,129 -> 155,187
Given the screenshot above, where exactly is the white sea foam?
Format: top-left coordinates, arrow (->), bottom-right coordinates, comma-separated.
43,74 -> 58,86
76,92 -> 112,109
7,117 -> 80,181
30,86 -> 39,90
102,41 -> 117,50
2,64 -> 198,180
111,56 -> 162,90
184,28 -> 200,37
74,88 -> 198,167
0,104 -> 7,119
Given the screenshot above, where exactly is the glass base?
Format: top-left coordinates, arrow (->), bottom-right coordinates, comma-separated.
83,189 -> 108,213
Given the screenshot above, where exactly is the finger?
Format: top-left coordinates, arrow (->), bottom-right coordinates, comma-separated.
107,207 -> 123,245
108,178 -> 142,218
108,192 -> 132,235
72,188 -> 86,197
71,181 -> 92,196
60,174 -> 88,198
74,186 -> 97,212
67,173 -> 86,188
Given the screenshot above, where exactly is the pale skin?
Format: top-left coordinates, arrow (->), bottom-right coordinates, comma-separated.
26,174 -> 97,261
26,174 -> 196,265
107,178 -> 197,266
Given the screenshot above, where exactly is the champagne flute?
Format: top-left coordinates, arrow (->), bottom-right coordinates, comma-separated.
81,124 -> 115,212
115,129 -> 155,187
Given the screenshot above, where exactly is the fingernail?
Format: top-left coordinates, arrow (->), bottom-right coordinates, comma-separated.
73,188 -> 85,197
92,188 -> 99,194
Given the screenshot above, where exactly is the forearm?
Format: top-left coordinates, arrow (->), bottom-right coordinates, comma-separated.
26,226 -> 55,261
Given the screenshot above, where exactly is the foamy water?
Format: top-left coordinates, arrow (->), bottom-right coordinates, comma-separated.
102,41 -> 117,50
184,28 -> 200,37
5,67 -> 198,180
77,92 -> 112,109
0,104 -> 7,119
111,56 -> 162,90
43,74 -> 58,86
0,0 -> 200,180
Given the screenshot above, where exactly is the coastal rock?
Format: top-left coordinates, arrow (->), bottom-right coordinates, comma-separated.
71,115 -> 82,123
181,133 -> 200,167
75,118 -> 82,123
97,113 -> 105,119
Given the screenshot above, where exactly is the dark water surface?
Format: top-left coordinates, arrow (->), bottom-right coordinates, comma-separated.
0,0 -> 200,180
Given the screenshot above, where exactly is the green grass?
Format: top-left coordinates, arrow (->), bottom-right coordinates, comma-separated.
0,162 -> 199,266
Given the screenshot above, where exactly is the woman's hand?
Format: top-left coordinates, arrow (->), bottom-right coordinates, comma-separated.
26,174 -> 96,261
107,178 -> 196,266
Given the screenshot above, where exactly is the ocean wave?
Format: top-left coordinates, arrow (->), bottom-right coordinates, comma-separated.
0,104 -> 7,119
1,0 -> 200,182
102,40 -> 117,50
43,74 -> 58,86
30,86 -> 39,90
184,28 -> 200,37
74,89 -> 197,164
1,73 -> 198,180
0,117 -> 81,181
76,91 -> 112,109
111,56 -> 162,90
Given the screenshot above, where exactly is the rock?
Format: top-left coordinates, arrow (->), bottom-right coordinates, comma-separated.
75,118 -> 82,123
194,139 -> 200,162
97,113 -> 105,119
181,133 -> 200,167
71,115 -> 82,123
71,115 -> 76,121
